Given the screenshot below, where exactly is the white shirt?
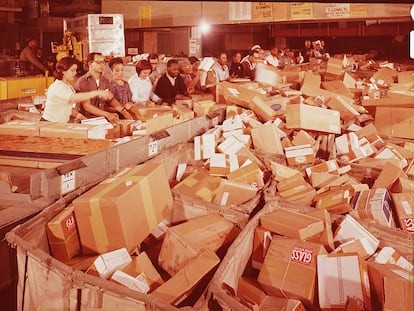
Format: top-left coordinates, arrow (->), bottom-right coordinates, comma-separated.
42,80 -> 75,122
128,74 -> 160,104
265,55 -> 279,67
212,62 -> 229,81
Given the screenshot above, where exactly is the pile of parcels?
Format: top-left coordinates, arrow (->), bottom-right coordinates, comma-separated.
0,95 -> 216,140
44,55 -> 413,309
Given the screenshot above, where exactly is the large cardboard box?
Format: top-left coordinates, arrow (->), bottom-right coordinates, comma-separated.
351,188 -> 395,228
324,57 -> 344,81
260,208 -> 324,240
73,162 -> 173,254
257,236 -> 326,307
158,213 -> 236,276
391,192 -> 414,232
46,206 -> 81,262
0,120 -> 51,136
134,107 -> 174,134
213,179 -> 257,206
172,168 -> 221,202
152,250 -> 220,305
226,162 -> 264,190
368,262 -> 414,311
375,107 -> 414,139
284,144 -> 315,166
372,161 -> 407,190
317,253 -> 371,310
285,103 -> 341,134
315,186 -> 354,214
325,95 -> 360,122
251,123 -> 283,154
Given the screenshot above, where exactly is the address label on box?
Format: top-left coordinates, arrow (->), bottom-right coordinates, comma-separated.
61,171 -> 76,195
148,139 -> 158,156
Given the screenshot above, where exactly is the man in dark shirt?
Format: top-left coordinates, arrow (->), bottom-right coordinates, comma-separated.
154,59 -> 189,105
75,52 -> 133,122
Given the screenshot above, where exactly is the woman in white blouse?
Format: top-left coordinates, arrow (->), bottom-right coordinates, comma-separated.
128,59 -> 161,106
42,57 -> 112,122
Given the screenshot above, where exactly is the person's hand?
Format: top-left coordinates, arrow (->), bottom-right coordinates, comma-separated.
105,112 -> 119,123
120,109 -> 134,120
98,90 -> 114,101
124,102 -> 134,111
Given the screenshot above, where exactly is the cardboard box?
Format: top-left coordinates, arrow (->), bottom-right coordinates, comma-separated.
121,251 -> 164,291
173,103 -> 195,121
226,162 -> 264,190
173,168 -> 221,202
276,173 -> 307,192
270,161 -> 301,182
372,67 -> 397,85
325,95 -> 360,122
278,183 -> 316,206
209,153 -> 239,176
292,130 -> 316,147
46,206 -> 81,262
392,192 -> 414,232
193,100 -> 216,116
110,270 -> 150,293
73,163 -> 173,254
252,226 -> 272,270
284,144 -> 315,166
322,80 -> 354,98
251,123 -> 283,154
40,122 -> 109,139
351,188 -> 395,228
87,248 -> 132,279
305,159 -> 339,178
333,215 -> 379,256
375,107 -> 414,139
285,103 -> 341,134
213,179 -> 257,207
306,209 -> 334,251
236,277 -> 306,311
260,208 -> 324,240
158,213 -> 235,276
333,238 -> 375,259
398,70 -> 414,83
257,236 -> 326,307
391,177 -> 414,193
368,262 -> 414,311
315,185 -> 354,214
324,57 -> 344,80
374,246 -> 413,272
152,250 -> 220,305
0,120 -> 52,137
134,107 -> 174,134
317,253 -> 371,310
374,146 -> 408,169
372,161 -> 407,190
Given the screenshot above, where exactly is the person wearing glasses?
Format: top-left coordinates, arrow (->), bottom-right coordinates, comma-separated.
148,53 -> 163,89
74,52 -> 133,122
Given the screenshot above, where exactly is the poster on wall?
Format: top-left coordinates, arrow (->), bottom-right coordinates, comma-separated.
139,6 -> 152,27
253,2 -> 273,22
350,5 -> 368,18
290,2 -> 313,20
229,2 -> 252,21
325,3 -> 350,18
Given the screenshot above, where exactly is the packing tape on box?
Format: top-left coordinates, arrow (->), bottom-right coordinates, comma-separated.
88,168 -> 146,253
139,177 -> 158,230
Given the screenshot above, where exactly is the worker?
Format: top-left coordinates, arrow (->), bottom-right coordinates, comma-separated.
154,58 -> 189,105
212,51 -> 230,82
42,57 -> 111,123
108,57 -> 133,106
74,52 -> 134,122
128,59 -> 161,105
19,38 -> 47,75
